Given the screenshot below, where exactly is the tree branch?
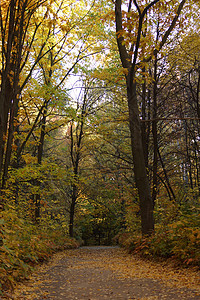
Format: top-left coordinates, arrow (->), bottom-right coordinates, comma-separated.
115,0 -> 129,69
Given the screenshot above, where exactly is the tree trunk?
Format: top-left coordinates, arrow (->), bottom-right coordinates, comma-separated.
152,54 -> 158,205
115,0 -> 186,235
68,95 -> 86,237
33,104 -> 48,222
69,184 -> 77,237
127,78 -> 154,235
141,69 -> 149,167
158,148 -> 176,201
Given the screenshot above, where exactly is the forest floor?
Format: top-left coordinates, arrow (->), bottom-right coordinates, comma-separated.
7,246 -> 200,300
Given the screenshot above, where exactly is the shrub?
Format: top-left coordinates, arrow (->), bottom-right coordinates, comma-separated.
0,209 -> 78,296
118,220 -> 200,266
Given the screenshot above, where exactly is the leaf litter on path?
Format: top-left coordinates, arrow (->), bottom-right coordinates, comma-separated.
11,246 -> 200,299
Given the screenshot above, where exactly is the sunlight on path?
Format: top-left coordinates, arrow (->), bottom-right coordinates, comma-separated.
13,246 -> 200,299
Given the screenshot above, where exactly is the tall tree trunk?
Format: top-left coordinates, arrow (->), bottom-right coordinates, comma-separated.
68,93 -> 86,237
127,78 -> 154,235
184,121 -> 193,189
34,103 -> 47,222
2,94 -> 19,189
69,184 -> 77,237
158,148 -> 176,201
193,137 -> 200,194
38,105 -> 47,165
141,69 -> 149,167
115,0 -> 186,234
152,54 -> 158,205
0,79 -> 12,180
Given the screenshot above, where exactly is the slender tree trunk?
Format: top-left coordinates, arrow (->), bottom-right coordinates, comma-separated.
69,184 -> 77,237
195,67 -> 200,121
184,121 -> 193,189
34,104 -> 47,222
68,93 -> 86,237
141,69 -> 149,167
2,94 -> 19,189
152,54 -> 158,205
193,137 -> 200,194
158,148 -> 176,201
0,81 -> 11,179
38,106 -> 47,165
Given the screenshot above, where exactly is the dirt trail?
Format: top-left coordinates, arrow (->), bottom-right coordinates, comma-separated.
13,246 -> 200,299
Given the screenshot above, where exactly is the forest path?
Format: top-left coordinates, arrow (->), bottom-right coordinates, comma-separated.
13,246 -> 200,300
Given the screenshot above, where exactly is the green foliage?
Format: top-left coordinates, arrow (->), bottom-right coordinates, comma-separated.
76,196 -> 122,246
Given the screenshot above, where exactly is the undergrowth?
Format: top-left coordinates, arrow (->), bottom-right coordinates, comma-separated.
117,212 -> 200,267
117,227 -> 200,267
0,209 -> 79,296
116,191 -> 200,267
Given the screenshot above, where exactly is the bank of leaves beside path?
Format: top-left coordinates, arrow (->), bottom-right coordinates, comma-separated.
0,209 -> 79,297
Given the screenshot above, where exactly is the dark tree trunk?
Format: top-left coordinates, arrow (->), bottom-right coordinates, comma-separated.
33,103 -> 48,222
69,184 -> 77,238
127,78 -> 154,235
38,105 -> 47,165
141,69 -> 149,167
115,0 -> 155,235
115,0 -> 186,235
68,94 -> 86,237
158,148 -> 176,201
184,121 -> 193,189
152,54 -> 158,205
2,93 -> 19,189
192,137 -> 200,194
0,0 -> 39,206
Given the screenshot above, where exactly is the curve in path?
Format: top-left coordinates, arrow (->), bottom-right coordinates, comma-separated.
14,246 -> 200,299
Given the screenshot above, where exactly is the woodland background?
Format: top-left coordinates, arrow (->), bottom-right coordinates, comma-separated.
0,0 -> 199,294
